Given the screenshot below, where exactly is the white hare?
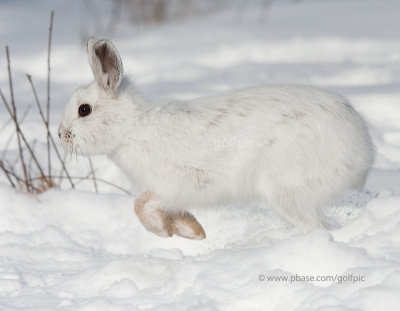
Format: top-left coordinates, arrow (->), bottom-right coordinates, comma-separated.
59,38 -> 374,239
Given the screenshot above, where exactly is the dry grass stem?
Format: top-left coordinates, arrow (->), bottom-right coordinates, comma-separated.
5,47 -> 30,192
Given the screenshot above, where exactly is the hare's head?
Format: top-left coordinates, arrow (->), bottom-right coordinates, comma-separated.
59,37 -> 131,155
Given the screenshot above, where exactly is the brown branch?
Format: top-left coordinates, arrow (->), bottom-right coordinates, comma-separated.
0,88 -> 48,183
28,175 -> 131,195
5,46 -> 30,192
9,164 -> 23,188
0,160 -> 41,192
88,157 -> 98,193
26,74 -> 75,189
27,139 -> 37,185
46,11 -> 54,183
0,160 -> 16,188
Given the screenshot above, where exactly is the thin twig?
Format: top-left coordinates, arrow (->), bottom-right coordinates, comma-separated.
9,164 -> 22,188
0,160 -> 16,188
0,161 -> 41,192
69,171 -> 92,187
26,74 -> 75,189
57,153 -> 67,186
88,157 -> 98,193
1,104 -> 32,160
46,11 -> 54,183
27,139 -> 37,186
5,46 -> 30,192
0,88 -> 48,183
28,175 -> 131,195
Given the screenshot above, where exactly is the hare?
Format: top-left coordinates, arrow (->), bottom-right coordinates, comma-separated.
59,37 -> 374,239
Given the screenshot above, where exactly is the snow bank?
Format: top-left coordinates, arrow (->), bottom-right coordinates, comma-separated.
0,184 -> 399,310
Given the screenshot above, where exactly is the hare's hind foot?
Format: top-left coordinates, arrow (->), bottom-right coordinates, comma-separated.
168,211 -> 206,240
134,192 -> 206,240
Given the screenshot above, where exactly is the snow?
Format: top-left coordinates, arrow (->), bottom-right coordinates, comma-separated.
1,0 -> 400,310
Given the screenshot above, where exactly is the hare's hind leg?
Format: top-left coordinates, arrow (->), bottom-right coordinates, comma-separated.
168,211 -> 206,240
269,186 -> 323,230
134,192 -> 206,240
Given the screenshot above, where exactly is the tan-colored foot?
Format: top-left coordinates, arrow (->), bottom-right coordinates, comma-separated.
134,192 -> 173,237
134,192 -> 206,240
168,211 -> 206,240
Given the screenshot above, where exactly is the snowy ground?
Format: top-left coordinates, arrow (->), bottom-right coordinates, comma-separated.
1,0 -> 400,310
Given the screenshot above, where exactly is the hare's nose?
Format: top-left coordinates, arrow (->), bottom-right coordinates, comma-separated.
58,130 -> 61,139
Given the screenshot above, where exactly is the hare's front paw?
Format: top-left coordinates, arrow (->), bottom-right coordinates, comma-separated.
134,192 -> 206,240
134,192 -> 173,237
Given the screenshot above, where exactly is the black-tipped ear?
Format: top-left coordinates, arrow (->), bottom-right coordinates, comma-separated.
86,37 -> 123,94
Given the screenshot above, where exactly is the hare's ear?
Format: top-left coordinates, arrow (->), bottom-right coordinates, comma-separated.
86,37 -> 123,94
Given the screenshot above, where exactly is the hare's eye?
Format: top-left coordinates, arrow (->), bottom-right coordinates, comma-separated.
78,104 -> 92,117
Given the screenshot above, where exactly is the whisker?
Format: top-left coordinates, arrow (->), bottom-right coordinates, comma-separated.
74,143 -> 78,166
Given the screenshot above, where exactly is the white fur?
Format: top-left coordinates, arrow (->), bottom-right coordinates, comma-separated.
59,38 -> 374,229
